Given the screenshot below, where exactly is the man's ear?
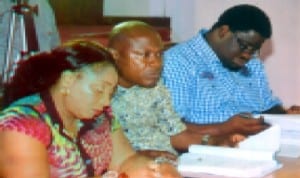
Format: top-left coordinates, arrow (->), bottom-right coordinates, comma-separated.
107,48 -> 120,63
217,25 -> 231,39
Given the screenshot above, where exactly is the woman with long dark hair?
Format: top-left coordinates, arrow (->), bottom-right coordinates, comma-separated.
0,40 -> 181,178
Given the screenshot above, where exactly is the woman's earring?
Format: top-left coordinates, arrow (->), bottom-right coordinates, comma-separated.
65,88 -> 70,95
61,88 -> 70,95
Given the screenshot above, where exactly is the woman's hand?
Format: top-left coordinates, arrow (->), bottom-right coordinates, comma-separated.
157,162 -> 182,178
119,154 -> 182,178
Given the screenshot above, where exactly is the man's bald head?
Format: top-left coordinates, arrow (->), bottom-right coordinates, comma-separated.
107,20 -> 163,88
108,21 -> 160,48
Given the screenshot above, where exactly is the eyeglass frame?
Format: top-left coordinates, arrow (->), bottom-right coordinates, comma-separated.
232,33 -> 260,58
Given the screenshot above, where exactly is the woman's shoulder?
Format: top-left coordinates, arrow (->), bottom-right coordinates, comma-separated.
0,114 -> 51,146
0,94 -> 51,146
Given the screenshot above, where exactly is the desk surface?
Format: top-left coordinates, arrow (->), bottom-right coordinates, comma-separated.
269,157 -> 300,178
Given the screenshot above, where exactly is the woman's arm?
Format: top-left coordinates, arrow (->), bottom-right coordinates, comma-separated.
0,130 -> 50,178
109,128 -> 136,171
109,128 -> 182,178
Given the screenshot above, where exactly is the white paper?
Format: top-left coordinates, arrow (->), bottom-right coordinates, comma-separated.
259,114 -> 300,157
238,124 -> 281,152
278,144 -> 300,158
188,145 -> 274,161
178,151 -> 281,178
178,124 -> 282,178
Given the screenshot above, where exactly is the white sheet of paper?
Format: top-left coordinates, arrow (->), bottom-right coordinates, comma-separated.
238,124 -> 281,152
259,114 -> 300,157
178,123 -> 283,178
179,150 -> 281,178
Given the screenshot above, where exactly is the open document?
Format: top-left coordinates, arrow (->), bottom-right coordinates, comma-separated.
178,124 -> 282,178
259,114 -> 300,158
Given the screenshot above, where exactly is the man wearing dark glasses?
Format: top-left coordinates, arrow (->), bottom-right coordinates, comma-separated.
162,4 -> 300,138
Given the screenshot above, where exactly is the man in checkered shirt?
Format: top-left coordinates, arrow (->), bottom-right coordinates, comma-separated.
162,4 -> 300,137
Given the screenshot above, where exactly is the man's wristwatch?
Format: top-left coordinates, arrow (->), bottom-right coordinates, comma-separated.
201,134 -> 210,145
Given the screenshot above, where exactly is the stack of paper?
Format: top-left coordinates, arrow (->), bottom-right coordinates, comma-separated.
260,114 -> 300,158
178,124 -> 282,178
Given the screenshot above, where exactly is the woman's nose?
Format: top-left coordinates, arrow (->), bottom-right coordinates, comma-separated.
102,93 -> 111,107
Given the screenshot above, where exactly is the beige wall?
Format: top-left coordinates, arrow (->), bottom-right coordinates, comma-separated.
104,0 -> 300,107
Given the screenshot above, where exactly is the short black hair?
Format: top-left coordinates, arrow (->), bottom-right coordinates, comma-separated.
211,4 -> 272,38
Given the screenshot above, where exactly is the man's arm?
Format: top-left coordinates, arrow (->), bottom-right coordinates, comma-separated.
170,113 -> 267,152
170,128 -> 202,152
286,105 -> 300,114
170,127 -> 246,153
183,113 -> 269,136
110,128 -> 181,178
263,104 -> 300,114
262,105 -> 286,114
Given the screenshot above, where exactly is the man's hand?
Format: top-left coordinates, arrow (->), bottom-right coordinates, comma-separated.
210,133 -> 246,147
286,105 -> 300,114
223,113 -> 269,135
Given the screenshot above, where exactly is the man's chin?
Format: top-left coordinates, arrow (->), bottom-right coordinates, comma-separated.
223,63 -> 243,72
141,81 -> 158,88
227,66 -> 243,72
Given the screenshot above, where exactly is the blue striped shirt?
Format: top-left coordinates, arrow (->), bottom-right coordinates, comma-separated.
162,29 -> 282,124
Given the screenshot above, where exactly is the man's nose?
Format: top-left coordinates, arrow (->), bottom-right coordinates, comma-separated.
242,46 -> 260,58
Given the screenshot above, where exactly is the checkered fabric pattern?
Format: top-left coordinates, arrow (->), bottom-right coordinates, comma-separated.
162,29 -> 282,124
